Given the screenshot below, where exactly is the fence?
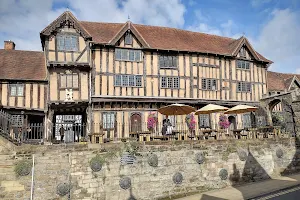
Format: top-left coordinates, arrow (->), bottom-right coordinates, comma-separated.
0,110 -> 290,145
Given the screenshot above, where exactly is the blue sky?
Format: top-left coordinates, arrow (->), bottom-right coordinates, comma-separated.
1,0 -> 300,73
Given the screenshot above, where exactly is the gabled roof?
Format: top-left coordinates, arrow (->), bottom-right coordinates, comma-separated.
267,71 -> 300,92
108,21 -> 149,48
40,11 -> 91,48
232,36 -> 262,62
79,20 -> 271,63
0,49 -> 46,81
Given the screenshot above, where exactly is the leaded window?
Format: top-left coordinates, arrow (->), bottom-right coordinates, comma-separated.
115,48 -> 142,62
11,115 -> 23,126
114,74 -> 143,87
243,113 -> 251,128
10,84 -> 24,96
161,77 -> 179,89
237,82 -> 251,92
125,32 -> 133,45
57,34 -> 78,51
103,112 -> 115,129
199,114 -> 210,128
60,73 -> 79,89
159,54 -> 178,68
202,79 -> 217,90
237,60 -> 250,70
240,48 -> 246,58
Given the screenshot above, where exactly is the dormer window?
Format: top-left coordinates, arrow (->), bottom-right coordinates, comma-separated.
125,32 -> 133,45
57,34 -> 78,51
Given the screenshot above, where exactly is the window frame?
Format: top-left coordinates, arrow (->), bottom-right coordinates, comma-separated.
102,112 -> 115,130
114,74 -> 143,87
199,114 -> 210,128
201,78 -> 217,91
236,60 -> 250,70
56,33 -> 79,52
115,48 -> 142,62
159,53 -> 178,69
9,84 -> 24,97
243,113 -> 252,128
124,32 -> 133,45
160,76 -> 180,89
59,73 -> 79,89
237,81 -> 251,93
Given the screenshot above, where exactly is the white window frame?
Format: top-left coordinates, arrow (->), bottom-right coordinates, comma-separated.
199,114 -> 210,128
10,84 -> 24,96
114,74 -> 143,87
160,77 -> 180,89
102,112 -> 115,129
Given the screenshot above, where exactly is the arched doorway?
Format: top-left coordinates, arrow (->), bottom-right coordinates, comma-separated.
228,115 -> 236,130
130,113 -> 142,133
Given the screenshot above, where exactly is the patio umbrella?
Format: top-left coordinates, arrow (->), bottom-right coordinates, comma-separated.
157,103 -> 196,116
224,105 -> 258,114
195,104 -> 229,115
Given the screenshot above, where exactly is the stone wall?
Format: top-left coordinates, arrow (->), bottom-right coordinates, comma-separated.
1,138 -> 300,200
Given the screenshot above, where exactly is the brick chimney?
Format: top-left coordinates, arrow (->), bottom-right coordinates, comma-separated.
4,40 -> 15,50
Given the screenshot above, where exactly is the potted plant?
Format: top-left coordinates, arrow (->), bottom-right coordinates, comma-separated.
186,113 -> 196,136
218,114 -> 230,137
147,112 -> 158,132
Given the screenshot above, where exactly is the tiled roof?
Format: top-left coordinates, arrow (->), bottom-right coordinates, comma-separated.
267,71 -> 300,92
0,49 -> 46,81
80,21 -> 271,63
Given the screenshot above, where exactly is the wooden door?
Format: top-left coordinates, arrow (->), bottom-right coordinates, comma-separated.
130,113 -> 142,133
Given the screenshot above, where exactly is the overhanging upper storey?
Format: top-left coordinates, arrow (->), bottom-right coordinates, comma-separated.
40,11 -> 92,67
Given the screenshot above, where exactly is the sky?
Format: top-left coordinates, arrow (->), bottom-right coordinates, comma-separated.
0,0 -> 300,73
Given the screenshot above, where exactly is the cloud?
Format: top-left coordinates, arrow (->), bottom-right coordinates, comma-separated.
251,9 -> 300,73
251,0 -> 272,7
188,17 -> 241,38
0,0 -> 186,51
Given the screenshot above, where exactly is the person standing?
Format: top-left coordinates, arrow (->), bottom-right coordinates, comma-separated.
59,126 -> 65,142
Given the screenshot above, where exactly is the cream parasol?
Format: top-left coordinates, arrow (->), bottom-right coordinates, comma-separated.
224,105 -> 258,114
158,103 -> 196,116
195,104 -> 229,115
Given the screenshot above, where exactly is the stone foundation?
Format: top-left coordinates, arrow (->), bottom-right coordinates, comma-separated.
0,138 -> 300,200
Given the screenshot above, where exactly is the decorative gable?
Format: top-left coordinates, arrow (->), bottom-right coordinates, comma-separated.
109,21 -> 149,48
232,37 -> 260,61
40,11 -> 91,49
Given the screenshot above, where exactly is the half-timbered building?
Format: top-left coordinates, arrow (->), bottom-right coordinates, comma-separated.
0,41 -> 47,140
1,11 -> 279,143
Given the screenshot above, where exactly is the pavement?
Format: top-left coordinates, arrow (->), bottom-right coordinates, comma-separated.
176,173 -> 300,200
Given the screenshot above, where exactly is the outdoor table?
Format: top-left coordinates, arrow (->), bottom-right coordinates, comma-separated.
173,130 -> 188,140
233,129 -> 243,139
201,129 -> 216,140
129,132 -> 139,140
137,131 -> 151,142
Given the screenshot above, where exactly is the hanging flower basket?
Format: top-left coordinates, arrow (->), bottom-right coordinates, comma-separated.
185,113 -> 196,131
219,114 -> 230,129
147,112 -> 158,132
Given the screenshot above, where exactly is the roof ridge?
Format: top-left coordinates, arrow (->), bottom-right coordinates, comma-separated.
80,20 -> 237,41
0,49 -> 43,53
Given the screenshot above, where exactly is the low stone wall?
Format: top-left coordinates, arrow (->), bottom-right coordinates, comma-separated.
1,138 -> 300,200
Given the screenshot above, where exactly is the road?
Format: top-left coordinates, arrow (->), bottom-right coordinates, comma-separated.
252,185 -> 300,200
